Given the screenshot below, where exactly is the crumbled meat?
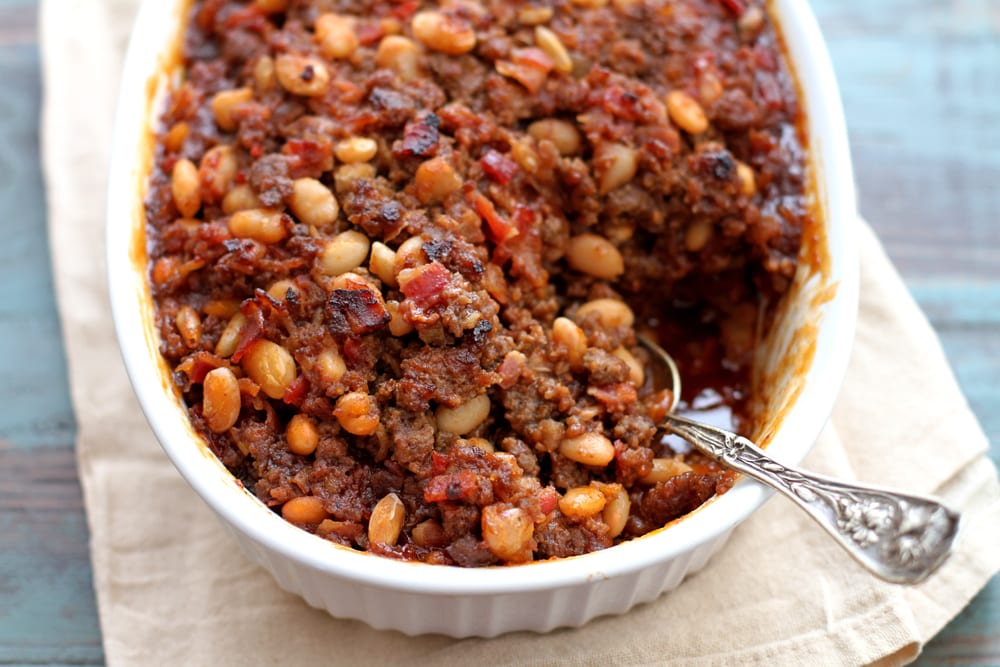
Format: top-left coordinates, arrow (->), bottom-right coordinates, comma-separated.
147,0 -> 808,565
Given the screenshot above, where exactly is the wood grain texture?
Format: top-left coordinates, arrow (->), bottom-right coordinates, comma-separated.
0,445 -> 103,666
0,0 -> 995,664
0,17 -> 75,452
813,0 -> 1000,283
0,2 -> 103,665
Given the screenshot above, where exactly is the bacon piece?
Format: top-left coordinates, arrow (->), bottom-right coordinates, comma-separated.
394,113 -> 440,158
176,351 -> 227,384
223,4 -> 269,32
283,137 -> 334,177
282,375 -> 309,406
587,382 -> 638,412
326,288 -> 391,335
538,486 -> 559,515
495,48 -> 554,94
230,301 -> 265,363
436,102 -> 495,144
602,85 -> 643,121
194,0 -> 226,31
495,351 -> 526,389
437,102 -> 478,128
398,261 -> 451,310
512,205 -> 535,233
237,377 -> 259,397
389,0 -> 419,20
355,21 -> 386,46
491,205 -> 547,287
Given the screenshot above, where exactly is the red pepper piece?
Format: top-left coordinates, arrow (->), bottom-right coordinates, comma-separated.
480,150 -> 518,184
424,470 -> 482,503
512,205 -> 535,233
431,451 -> 450,476
717,0 -> 744,15
474,194 -> 519,243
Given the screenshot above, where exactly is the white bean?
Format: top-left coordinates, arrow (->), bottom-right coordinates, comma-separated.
596,142 -> 638,194
275,54 -> 330,97
573,298 -> 635,329
667,90 -> 709,135
228,209 -> 287,244
289,178 -> 338,227
369,242 -> 398,287
436,394 -> 491,435
559,432 -> 615,466
641,457 -> 693,484
318,230 -> 370,276
368,493 -> 405,546
315,13 -> 359,59
566,233 -> 624,279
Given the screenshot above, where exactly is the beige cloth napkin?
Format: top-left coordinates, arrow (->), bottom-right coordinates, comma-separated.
41,1 -> 1000,664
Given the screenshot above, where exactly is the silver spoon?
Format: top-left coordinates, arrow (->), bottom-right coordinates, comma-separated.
637,334 -> 961,584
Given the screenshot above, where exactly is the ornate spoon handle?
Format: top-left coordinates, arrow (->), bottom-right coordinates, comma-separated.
664,414 -> 961,584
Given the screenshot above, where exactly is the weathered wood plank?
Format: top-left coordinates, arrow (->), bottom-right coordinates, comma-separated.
0,42 -> 76,451
0,444 -> 104,666
0,1 -> 37,45
914,286 -> 1000,466
933,327 -> 1000,464
0,4 -> 103,664
913,283 -> 1000,328
812,0 -> 1000,283
918,587 -> 1000,665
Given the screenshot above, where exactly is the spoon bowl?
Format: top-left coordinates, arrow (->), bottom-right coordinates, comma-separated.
637,334 -> 961,585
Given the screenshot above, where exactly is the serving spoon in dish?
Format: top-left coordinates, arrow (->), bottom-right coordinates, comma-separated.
637,334 -> 961,585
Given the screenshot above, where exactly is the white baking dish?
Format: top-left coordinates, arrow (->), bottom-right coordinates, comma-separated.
107,0 -> 858,637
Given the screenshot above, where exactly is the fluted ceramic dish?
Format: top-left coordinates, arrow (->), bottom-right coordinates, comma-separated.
107,0 -> 859,637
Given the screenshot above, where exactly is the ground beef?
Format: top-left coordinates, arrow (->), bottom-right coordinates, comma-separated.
146,0 -> 809,565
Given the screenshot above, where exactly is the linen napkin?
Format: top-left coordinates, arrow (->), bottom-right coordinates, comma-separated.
41,1 -> 1000,664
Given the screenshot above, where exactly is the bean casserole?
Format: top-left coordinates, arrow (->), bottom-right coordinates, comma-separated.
146,0 -> 810,566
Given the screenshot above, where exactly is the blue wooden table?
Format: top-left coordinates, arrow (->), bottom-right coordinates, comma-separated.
0,0 -> 996,663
